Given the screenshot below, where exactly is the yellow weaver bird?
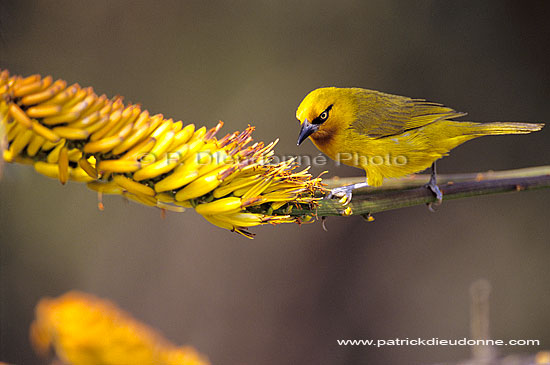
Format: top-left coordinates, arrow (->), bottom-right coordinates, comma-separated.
296,87 -> 544,203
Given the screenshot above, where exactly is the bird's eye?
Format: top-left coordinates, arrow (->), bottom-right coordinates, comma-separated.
313,105 -> 332,124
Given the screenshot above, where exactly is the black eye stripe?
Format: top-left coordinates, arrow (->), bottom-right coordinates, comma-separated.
312,104 -> 333,125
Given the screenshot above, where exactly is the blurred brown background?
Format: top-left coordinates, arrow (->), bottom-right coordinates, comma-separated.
1,1 -> 549,364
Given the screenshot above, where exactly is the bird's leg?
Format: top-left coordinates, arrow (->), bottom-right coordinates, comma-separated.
326,181 -> 369,205
425,162 -> 443,210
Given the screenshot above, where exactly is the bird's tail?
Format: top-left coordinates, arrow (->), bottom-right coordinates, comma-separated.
468,122 -> 544,136
427,121 -> 544,153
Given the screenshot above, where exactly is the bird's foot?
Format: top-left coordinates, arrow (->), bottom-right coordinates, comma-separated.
425,175 -> 443,212
326,185 -> 354,205
326,182 -> 369,205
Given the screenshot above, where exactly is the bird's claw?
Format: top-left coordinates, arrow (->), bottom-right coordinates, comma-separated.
426,182 -> 443,202
326,186 -> 353,205
425,162 -> 443,212
425,180 -> 443,212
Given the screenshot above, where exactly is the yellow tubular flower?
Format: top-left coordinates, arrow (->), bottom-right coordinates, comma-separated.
30,291 -> 209,365
0,70 -> 324,237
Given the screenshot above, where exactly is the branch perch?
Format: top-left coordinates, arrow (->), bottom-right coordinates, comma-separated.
1,70 -> 547,236
284,166 -> 550,217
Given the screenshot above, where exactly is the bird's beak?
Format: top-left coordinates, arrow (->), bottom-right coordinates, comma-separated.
297,119 -> 319,146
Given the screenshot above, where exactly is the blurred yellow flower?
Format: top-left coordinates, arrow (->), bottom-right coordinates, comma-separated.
30,291 -> 209,365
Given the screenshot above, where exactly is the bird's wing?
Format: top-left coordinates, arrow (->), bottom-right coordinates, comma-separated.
350,89 -> 466,138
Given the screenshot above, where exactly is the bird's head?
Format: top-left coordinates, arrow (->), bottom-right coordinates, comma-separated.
295,87 -> 356,146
